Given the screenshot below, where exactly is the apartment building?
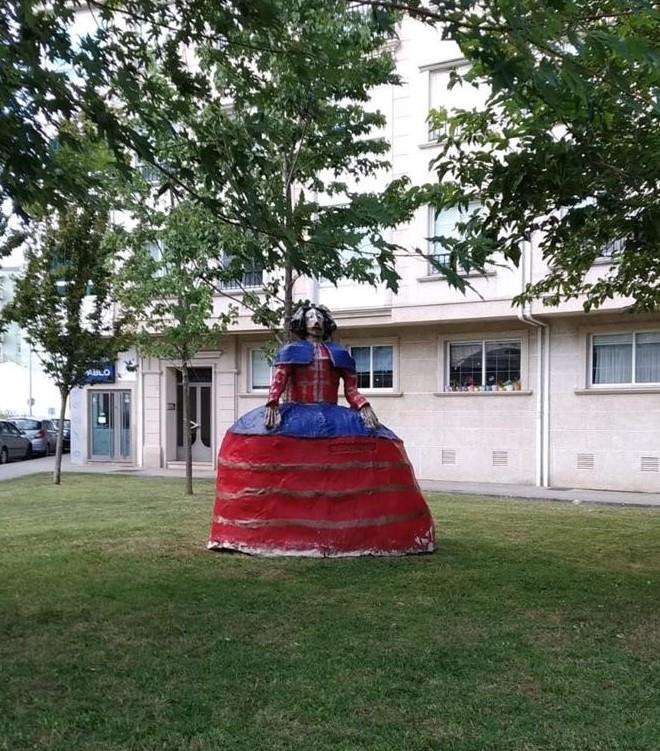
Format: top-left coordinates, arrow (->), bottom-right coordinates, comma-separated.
69,17 -> 660,492
0,265 -> 61,417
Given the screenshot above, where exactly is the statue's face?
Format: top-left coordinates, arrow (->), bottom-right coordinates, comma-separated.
304,307 -> 324,337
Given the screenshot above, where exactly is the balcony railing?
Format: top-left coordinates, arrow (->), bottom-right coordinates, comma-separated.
219,268 -> 264,290
427,249 -> 452,274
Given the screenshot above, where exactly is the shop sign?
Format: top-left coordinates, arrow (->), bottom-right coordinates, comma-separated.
83,362 -> 116,384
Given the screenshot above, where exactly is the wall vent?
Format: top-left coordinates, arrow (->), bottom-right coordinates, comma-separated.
577,453 -> 595,470
441,449 -> 456,465
641,456 -> 659,473
492,450 -> 508,467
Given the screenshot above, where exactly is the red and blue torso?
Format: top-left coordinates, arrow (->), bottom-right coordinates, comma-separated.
267,340 -> 368,410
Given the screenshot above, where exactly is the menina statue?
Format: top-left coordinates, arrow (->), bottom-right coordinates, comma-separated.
208,304 -> 435,557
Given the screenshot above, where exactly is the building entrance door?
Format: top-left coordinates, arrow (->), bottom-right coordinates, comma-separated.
176,368 -> 213,462
89,391 -> 132,461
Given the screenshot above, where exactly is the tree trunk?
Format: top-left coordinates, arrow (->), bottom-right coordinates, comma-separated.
53,388 -> 68,485
181,362 -> 193,495
282,154 -> 295,341
283,255 -> 294,340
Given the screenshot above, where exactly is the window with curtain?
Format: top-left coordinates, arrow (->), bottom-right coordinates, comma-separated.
447,339 -> 521,391
349,345 -> 394,389
636,332 -> 660,383
592,332 -> 660,385
250,349 -> 271,391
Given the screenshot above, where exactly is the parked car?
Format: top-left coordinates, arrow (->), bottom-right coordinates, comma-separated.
9,418 -> 50,456
0,420 -> 32,463
43,419 -> 71,453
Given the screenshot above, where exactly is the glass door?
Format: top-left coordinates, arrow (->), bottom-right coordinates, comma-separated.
176,368 -> 213,462
119,391 -> 132,459
90,392 -> 114,459
89,391 -> 132,461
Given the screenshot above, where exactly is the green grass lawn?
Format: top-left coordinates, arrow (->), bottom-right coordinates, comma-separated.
0,475 -> 658,751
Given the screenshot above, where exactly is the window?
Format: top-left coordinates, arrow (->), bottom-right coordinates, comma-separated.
249,349 -> 271,391
147,240 -> 162,263
428,67 -> 467,142
428,204 -> 482,275
137,160 -> 161,186
447,339 -> 521,391
592,331 -> 660,385
349,345 -> 393,389
600,238 -> 625,258
426,62 -> 485,143
219,254 -> 263,290
594,237 -> 626,266
13,419 -> 40,431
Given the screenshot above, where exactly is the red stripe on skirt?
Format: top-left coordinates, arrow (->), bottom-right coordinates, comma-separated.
220,434 -> 409,465
212,487 -> 429,526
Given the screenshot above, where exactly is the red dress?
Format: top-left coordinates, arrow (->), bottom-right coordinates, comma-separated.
208,341 -> 435,557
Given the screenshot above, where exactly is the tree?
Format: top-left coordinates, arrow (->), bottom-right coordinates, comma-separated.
117,202 -> 236,495
358,1 -> 659,311
126,0 -> 417,337
0,0 -> 279,229
4,1 -> 421,338
0,207 -> 125,483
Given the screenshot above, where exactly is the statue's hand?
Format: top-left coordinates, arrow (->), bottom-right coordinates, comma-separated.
264,404 -> 281,430
359,404 -> 380,429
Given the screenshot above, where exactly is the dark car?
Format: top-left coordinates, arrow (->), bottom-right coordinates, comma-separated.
44,419 -> 71,453
9,418 -> 50,456
0,420 -> 32,463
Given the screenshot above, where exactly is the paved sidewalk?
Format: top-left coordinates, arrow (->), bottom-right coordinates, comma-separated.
0,455 -> 219,481
418,479 -> 660,507
2,455 -> 658,506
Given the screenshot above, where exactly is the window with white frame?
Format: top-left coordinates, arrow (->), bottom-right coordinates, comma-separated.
249,348 -> 271,391
220,253 -> 263,290
599,238 -> 625,258
427,62 -> 486,143
428,204 -> 483,275
428,66 -> 465,142
591,331 -> 660,386
349,345 -> 394,389
447,339 -> 522,391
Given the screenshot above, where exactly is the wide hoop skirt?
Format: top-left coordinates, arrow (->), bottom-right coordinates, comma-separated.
208,403 -> 435,557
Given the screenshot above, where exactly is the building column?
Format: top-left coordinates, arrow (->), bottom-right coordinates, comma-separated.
141,357 -> 163,468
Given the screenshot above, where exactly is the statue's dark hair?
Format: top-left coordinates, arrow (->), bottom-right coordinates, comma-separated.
289,304 -> 337,341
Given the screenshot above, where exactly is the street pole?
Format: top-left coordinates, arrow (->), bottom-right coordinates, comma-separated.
28,341 -> 33,416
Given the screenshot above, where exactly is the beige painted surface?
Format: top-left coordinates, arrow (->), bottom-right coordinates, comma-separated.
70,16 -> 659,492
548,318 -> 660,492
